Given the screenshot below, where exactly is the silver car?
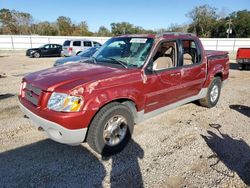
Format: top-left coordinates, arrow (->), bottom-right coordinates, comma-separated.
62,39 -> 102,57
54,47 -> 100,67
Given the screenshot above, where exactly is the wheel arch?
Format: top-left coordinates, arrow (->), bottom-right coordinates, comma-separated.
214,72 -> 223,80
84,98 -> 138,142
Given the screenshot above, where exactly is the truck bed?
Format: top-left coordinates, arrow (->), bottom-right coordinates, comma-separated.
205,50 -> 228,58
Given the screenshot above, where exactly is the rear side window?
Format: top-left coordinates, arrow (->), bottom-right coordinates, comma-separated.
94,42 -> 101,47
63,40 -> 70,46
73,41 -> 81,46
84,41 -> 92,47
182,40 -> 201,66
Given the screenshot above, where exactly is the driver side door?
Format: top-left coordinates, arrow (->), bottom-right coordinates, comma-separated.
144,40 -> 183,113
40,44 -> 50,56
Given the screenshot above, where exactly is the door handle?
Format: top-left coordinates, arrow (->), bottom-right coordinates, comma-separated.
170,72 -> 181,76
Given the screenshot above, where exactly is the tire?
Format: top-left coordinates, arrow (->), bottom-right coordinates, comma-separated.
33,52 -> 40,58
239,64 -> 247,70
199,77 -> 222,108
76,51 -> 82,55
87,102 -> 134,156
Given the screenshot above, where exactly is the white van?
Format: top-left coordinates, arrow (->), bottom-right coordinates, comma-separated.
62,39 -> 102,56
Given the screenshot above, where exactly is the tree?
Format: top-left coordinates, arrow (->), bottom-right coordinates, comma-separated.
97,26 -> 111,36
11,10 -> 33,34
230,10 -> 250,37
110,22 -> 155,36
211,19 -> 228,38
211,10 -> 250,38
167,23 -> 189,33
32,22 -> 58,36
187,4 -> 218,37
56,16 -> 72,35
111,22 -> 135,35
0,8 -> 33,34
0,8 -> 18,34
72,21 -> 92,36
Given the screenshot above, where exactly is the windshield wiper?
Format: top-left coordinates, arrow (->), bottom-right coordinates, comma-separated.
105,57 -> 128,69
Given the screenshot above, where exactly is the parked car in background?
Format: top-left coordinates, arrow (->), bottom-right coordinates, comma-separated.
236,48 -> 250,70
54,47 -> 100,67
61,39 -> 102,57
26,44 -> 62,58
19,33 -> 229,156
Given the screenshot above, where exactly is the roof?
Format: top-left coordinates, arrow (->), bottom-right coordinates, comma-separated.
116,32 -> 197,40
116,34 -> 156,39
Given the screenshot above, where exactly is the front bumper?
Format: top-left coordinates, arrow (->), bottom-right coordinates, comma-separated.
19,102 -> 87,145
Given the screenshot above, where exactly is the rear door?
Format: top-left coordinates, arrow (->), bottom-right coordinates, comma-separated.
144,40 -> 183,113
83,41 -> 92,51
72,41 -> 82,55
178,39 -> 206,99
49,44 -> 61,56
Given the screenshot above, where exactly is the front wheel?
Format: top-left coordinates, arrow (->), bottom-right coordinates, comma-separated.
33,52 -> 40,58
199,77 -> 222,108
87,102 -> 134,156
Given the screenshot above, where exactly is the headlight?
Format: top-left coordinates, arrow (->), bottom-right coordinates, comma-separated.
47,92 -> 84,112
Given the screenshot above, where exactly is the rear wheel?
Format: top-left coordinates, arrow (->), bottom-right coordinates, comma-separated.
87,102 -> 134,156
239,64 -> 246,70
199,77 -> 222,108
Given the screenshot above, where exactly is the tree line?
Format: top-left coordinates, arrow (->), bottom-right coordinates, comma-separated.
0,5 -> 249,38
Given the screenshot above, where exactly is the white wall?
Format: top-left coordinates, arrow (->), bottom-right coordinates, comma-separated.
200,38 -> 250,51
0,35 -> 110,50
0,35 -> 250,51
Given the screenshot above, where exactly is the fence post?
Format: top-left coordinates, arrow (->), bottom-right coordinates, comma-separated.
233,39 -> 236,51
30,36 -> 33,48
11,35 -> 14,50
216,39 -> 218,50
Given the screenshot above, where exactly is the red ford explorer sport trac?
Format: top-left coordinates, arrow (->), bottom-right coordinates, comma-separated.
19,33 -> 229,156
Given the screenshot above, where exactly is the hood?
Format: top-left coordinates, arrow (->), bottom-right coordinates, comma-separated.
24,63 -> 126,91
55,56 -> 82,65
27,48 -> 40,51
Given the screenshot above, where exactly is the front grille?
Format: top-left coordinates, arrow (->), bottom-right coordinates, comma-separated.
23,83 -> 42,106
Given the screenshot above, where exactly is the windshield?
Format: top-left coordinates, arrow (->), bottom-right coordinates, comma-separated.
38,44 -> 46,48
78,47 -> 98,57
92,37 -> 154,68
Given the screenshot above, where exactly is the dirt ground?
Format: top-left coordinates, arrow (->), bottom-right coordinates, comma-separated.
0,51 -> 249,187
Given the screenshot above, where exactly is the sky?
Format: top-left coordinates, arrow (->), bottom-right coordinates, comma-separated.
0,0 -> 249,32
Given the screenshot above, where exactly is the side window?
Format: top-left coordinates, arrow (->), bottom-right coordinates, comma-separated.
152,41 -> 178,71
44,44 -> 50,49
94,42 -> 101,47
84,41 -> 92,47
73,41 -> 81,46
182,40 -> 200,66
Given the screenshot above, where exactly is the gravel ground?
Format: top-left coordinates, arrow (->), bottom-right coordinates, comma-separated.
0,52 -> 249,188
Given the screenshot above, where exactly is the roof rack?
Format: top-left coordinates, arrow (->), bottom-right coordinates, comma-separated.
158,32 -> 196,37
